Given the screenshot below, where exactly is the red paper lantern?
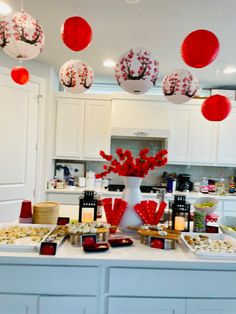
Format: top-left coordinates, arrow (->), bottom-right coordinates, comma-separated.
181,29 -> 220,68
201,95 -> 231,121
61,16 -> 92,51
11,66 -> 30,85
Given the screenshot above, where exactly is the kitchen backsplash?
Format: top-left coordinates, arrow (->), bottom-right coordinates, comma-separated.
86,160 -> 236,186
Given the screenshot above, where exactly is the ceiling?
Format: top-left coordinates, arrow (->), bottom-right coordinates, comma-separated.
5,0 -> 236,89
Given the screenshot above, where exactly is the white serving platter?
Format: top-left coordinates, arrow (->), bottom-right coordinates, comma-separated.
0,223 -> 56,251
181,232 -> 236,257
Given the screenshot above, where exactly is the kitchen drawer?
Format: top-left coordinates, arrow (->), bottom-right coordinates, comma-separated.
0,265 -> 99,295
108,267 -> 236,298
46,192 -> 81,205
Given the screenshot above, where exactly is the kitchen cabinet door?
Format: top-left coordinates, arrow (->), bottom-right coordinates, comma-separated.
168,105 -> 190,163
108,297 -> 185,314
0,294 -> 38,314
39,296 -> 97,314
189,106 -> 218,164
187,299 -> 236,314
83,99 -> 111,159
217,108 -> 236,166
55,99 -> 84,159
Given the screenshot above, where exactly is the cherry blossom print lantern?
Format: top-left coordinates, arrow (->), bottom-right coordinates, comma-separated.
181,29 -> 220,68
59,59 -> 94,94
162,68 -> 199,104
61,16 -> 92,51
11,66 -> 30,85
201,94 -> 231,121
115,47 -> 159,94
0,10 -> 45,61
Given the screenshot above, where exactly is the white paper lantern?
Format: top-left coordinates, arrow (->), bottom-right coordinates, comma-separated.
115,47 -> 159,95
59,59 -> 94,93
162,68 -> 199,104
0,10 -> 45,61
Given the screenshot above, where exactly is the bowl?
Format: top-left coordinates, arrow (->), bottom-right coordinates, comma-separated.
193,197 -> 218,215
218,216 -> 236,238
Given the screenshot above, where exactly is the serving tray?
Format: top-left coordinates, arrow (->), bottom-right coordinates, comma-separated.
0,223 -> 56,251
181,232 -> 236,257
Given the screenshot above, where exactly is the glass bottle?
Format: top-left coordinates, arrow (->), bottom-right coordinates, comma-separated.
228,176 -> 235,194
200,177 -> 208,194
217,173 -> 226,196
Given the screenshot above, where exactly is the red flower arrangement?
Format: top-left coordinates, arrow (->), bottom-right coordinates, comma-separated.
96,148 -> 168,178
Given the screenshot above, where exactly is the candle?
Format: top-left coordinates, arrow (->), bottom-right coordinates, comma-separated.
81,208 -> 94,223
174,216 -> 185,231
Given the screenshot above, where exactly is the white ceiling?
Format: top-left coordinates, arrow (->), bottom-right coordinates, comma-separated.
5,0 -> 236,89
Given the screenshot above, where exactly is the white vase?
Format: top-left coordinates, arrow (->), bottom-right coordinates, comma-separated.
119,176 -> 143,234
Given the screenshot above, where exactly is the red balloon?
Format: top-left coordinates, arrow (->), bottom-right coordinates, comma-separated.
11,66 -> 30,85
201,95 -> 231,121
61,16 -> 92,51
181,29 -> 220,68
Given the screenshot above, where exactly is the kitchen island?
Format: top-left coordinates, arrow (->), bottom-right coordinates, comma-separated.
1,235 -> 236,314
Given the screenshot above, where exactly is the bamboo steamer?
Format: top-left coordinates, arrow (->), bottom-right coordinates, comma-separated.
33,202 -> 59,224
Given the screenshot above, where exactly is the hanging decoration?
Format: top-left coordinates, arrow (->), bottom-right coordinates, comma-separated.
11,66 -> 30,85
61,16 -> 92,51
114,47 -> 159,95
181,29 -> 220,68
162,68 -> 199,104
201,94 -> 231,121
0,10 -> 45,60
59,59 -> 94,93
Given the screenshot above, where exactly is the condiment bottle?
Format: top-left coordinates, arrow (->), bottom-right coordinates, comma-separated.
200,177 -> 208,194
228,176 -> 235,194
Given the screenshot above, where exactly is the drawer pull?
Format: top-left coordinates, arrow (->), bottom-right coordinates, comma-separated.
134,131 -> 149,136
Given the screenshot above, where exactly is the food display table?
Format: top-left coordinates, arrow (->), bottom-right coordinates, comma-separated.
0,235 -> 236,314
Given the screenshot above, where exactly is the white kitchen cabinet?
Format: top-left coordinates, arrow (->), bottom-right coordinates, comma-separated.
55,98 -> 84,158
189,106 -> 218,164
83,99 -> 111,159
112,99 -> 169,130
168,105 -> 190,163
108,297 -> 185,314
39,296 -> 97,314
0,294 -> 38,314
186,299 -> 236,314
217,108 -> 236,166
55,95 -> 111,160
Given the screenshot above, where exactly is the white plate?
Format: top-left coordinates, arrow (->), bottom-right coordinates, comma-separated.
181,232 -> 236,257
0,223 -> 56,251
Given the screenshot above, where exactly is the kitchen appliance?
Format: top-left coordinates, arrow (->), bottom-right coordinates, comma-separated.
176,174 -> 193,192
85,171 -> 95,189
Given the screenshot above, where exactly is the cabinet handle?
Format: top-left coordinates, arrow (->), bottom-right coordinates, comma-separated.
134,131 -> 149,136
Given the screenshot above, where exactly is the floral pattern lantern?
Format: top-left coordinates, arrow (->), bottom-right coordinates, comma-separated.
61,16 -> 92,51
0,10 -> 45,61
59,59 -> 94,94
11,66 -> 30,85
181,29 -> 220,68
201,94 -> 231,121
115,47 -> 159,95
162,68 -> 199,104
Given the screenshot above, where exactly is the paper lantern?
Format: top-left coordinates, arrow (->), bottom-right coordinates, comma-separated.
59,59 -> 94,93
201,95 -> 231,121
61,16 -> 92,51
162,68 -> 199,104
11,66 -> 30,85
115,47 -> 159,94
0,10 -> 45,61
181,29 -> 220,68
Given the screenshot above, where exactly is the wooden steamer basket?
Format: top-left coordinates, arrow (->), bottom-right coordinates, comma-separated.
33,202 -> 60,224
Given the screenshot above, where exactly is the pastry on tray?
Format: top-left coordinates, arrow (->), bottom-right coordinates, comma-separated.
128,224 -> 181,241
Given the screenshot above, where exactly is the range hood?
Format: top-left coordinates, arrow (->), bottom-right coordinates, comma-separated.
111,127 -> 170,139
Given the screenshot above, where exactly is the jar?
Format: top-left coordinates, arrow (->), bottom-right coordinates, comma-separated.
193,210 -> 206,233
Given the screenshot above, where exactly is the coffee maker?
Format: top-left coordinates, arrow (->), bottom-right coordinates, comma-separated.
177,174 -> 193,192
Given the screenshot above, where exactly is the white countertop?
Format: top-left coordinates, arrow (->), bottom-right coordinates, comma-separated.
45,186 -> 236,201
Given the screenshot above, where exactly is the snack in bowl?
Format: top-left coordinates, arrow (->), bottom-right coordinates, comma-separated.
193,197 -> 218,215
218,216 -> 236,239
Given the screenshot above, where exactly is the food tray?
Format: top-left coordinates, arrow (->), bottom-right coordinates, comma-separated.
0,223 -> 56,251
44,225 -> 68,247
181,232 -> 236,257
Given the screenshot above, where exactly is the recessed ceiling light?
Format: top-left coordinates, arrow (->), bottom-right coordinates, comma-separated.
103,60 -> 116,68
0,2 -> 12,15
223,66 -> 236,74
124,0 -> 141,4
